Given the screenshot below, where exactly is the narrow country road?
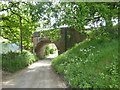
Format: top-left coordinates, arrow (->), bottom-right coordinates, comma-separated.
2,54 -> 67,88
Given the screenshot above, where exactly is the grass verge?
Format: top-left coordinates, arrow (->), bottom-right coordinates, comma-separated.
52,36 -> 119,88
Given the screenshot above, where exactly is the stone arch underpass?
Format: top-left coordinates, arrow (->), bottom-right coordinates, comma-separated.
34,38 -> 59,58
32,27 -> 87,58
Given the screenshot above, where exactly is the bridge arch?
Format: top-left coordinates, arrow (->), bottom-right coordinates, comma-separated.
32,27 -> 87,58
34,38 -> 58,58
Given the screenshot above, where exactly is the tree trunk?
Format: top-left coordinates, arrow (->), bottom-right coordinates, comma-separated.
20,17 -> 23,53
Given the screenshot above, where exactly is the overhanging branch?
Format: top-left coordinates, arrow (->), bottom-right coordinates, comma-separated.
85,16 -> 101,22
0,7 -> 12,11
0,26 -> 10,28
10,10 -> 29,23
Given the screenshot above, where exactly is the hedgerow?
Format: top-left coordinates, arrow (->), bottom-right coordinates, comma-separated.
2,50 -> 39,72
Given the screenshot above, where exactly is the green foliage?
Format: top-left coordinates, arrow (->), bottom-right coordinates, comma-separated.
36,2 -> 118,31
44,45 -> 57,57
45,45 -> 51,57
40,28 -> 61,42
1,2 -> 40,49
2,50 -> 38,73
52,35 -> 119,88
50,48 -> 56,54
1,2 -> 118,49
88,25 -> 118,41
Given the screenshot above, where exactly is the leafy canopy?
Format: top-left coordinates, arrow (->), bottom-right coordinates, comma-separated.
1,2 -> 118,49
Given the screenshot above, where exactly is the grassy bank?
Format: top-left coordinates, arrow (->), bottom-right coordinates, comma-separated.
52,35 -> 119,88
2,50 -> 39,73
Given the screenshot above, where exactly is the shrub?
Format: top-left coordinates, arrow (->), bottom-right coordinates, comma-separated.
2,50 -> 38,73
44,45 -> 57,57
50,48 -> 57,54
50,49 -> 54,54
45,46 -> 51,56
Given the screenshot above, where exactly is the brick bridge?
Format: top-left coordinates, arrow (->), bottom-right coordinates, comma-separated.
32,27 -> 86,58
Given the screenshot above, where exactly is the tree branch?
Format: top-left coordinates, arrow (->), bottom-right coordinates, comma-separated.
0,17 -> 8,20
0,7 -> 11,11
1,26 -> 18,41
85,16 -> 101,22
0,17 -> 12,22
10,10 -> 30,23
0,26 -> 11,28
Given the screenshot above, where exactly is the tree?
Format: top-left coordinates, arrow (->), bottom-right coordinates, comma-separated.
0,2 -> 40,50
1,2 -> 118,51
54,2 -> 118,31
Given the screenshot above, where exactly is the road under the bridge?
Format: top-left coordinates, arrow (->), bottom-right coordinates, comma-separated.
2,54 -> 67,88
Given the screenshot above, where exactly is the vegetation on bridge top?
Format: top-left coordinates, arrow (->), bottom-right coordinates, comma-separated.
40,28 -> 61,42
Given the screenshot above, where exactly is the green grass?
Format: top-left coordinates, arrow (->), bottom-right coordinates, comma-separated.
2,50 -> 39,73
52,36 -> 119,88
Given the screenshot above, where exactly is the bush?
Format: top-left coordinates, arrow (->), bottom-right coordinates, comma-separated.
50,49 -> 54,54
2,50 -> 38,73
44,45 -> 57,57
45,46 -> 51,57
50,48 -> 57,54
52,37 -> 119,88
